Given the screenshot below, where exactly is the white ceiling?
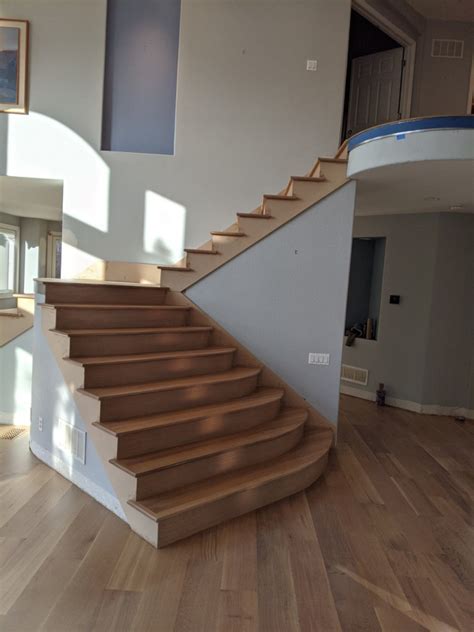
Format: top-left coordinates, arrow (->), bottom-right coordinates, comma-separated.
355,159 -> 474,216
0,176 -> 63,221
405,0 -> 474,22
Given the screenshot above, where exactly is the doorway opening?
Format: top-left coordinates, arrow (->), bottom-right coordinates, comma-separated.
341,7 -> 411,141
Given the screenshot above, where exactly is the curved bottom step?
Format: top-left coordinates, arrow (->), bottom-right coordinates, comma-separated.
129,427 -> 332,547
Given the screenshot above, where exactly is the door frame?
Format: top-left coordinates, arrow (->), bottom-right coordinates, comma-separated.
351,0 -> 416,120
46,231 -> 62,278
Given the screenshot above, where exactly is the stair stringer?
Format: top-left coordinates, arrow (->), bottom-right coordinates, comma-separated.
159,159 -> 349,291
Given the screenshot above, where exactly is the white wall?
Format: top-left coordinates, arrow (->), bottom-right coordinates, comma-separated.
0,0 -> 351,277
358,1 -> 473,117
187,182 -> 357,426
422,213 -> 474,408
29,296 -> 123,517
412,19 -> 474,116
0,327 -> 33,424
342,212 -> 474,413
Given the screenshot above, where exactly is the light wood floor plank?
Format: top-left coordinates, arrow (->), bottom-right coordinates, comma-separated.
1,398 -> 472,631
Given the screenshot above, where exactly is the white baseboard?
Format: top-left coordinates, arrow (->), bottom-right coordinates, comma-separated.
30,439 -> 127,522
418,404 -> 474,420
340,384 -> 375,402
340,385 -> 474,419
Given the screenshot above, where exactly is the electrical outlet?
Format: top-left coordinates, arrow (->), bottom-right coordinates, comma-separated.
308,353 -> 330,365
306,59 -> 318,71
38,417 -> 43,432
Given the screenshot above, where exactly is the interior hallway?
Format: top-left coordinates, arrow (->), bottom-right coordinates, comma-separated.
0,395 -> 472,632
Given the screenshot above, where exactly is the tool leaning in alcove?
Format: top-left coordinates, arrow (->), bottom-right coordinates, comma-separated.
345,323 -> 364,346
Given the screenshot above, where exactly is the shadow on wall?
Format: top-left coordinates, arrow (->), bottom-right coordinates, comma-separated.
4,113 -> 188,278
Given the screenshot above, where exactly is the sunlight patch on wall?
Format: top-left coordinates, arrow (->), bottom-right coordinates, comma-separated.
13,345 -> 32,426
23,242 -> 39,294
144,190 -> 186,263
6,113 -> 110,233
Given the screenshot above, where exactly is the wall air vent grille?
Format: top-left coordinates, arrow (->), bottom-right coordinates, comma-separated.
431,39 -> 464,59
55,419 -> 86,464
341,364 -> 369,386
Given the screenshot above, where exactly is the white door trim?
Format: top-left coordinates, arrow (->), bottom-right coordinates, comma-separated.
46,231 -> 62,278
351,0 -> 416,119
0,221 -> 20,294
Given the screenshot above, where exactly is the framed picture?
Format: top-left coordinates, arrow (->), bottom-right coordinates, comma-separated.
0,19 -> 29,114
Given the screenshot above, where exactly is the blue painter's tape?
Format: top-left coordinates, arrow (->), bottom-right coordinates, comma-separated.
348,116 -> 474,152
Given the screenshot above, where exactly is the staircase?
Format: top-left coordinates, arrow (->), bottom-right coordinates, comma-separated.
157,154 -> 349,291
39,146 -> 349,547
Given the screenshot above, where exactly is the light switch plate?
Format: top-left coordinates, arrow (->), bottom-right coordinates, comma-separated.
306,59 -> 318,71
308,353 -> 330,365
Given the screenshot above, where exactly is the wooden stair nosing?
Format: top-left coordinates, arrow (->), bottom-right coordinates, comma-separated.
78,367 -> 261,400
318,157 -> 348,164
66,346 -> 236,367
290,175 -> 327,182
50,325 -> 213,337
157,266 -> 195,272
42,303 -> 190,311
40,279 -> 168,290
111,409 -> 307,477
210,231 -> 246,237
92,387 -> 285,437
262,194 -> 299,201
128,427 -> 333,521
184,248 -> 220,255
236,213 -> 274,219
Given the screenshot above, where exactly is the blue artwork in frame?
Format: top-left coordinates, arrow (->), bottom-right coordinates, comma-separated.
0,19 -> 29,113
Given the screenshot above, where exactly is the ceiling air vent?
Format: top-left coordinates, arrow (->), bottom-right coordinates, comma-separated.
431,39 -> 464,59
55,419 -> 87,464
341,364 -> 369,386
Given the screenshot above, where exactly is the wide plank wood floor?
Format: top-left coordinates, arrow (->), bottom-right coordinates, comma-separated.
0,395 -> 472,631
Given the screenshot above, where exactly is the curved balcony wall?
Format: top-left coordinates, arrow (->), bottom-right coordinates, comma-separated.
346,116 -> 474,216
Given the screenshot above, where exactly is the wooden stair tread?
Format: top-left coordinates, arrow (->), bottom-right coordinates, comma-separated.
79,367 -> 261,400
157,266 -> 194,272
263,194 -> 298,201
39,278 -> 168,290
237,213 -> 274,219
184,248 -> 219,255
129,427 -> 333,520
67,346 -> 236,366
291,175 -> 327,182
210,231 -> 246,237
51,325 -> 213,337
112,408 -> 307,476
93,387 -> 284,436
43,303 -> 189,311
319,157 -> 348,164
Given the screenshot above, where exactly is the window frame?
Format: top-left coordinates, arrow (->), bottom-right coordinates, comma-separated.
0,222 -> 20,294
46,231 -> 62,279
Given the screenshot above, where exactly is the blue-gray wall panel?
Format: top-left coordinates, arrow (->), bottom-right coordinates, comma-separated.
102,0 -> 181,154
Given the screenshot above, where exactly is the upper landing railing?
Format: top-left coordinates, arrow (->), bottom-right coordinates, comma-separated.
347,115 -> 474,153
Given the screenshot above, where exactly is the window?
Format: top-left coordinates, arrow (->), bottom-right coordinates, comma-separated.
0,222 -> 20,294
46,231 -> 62,279
345,237 -> 385,340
